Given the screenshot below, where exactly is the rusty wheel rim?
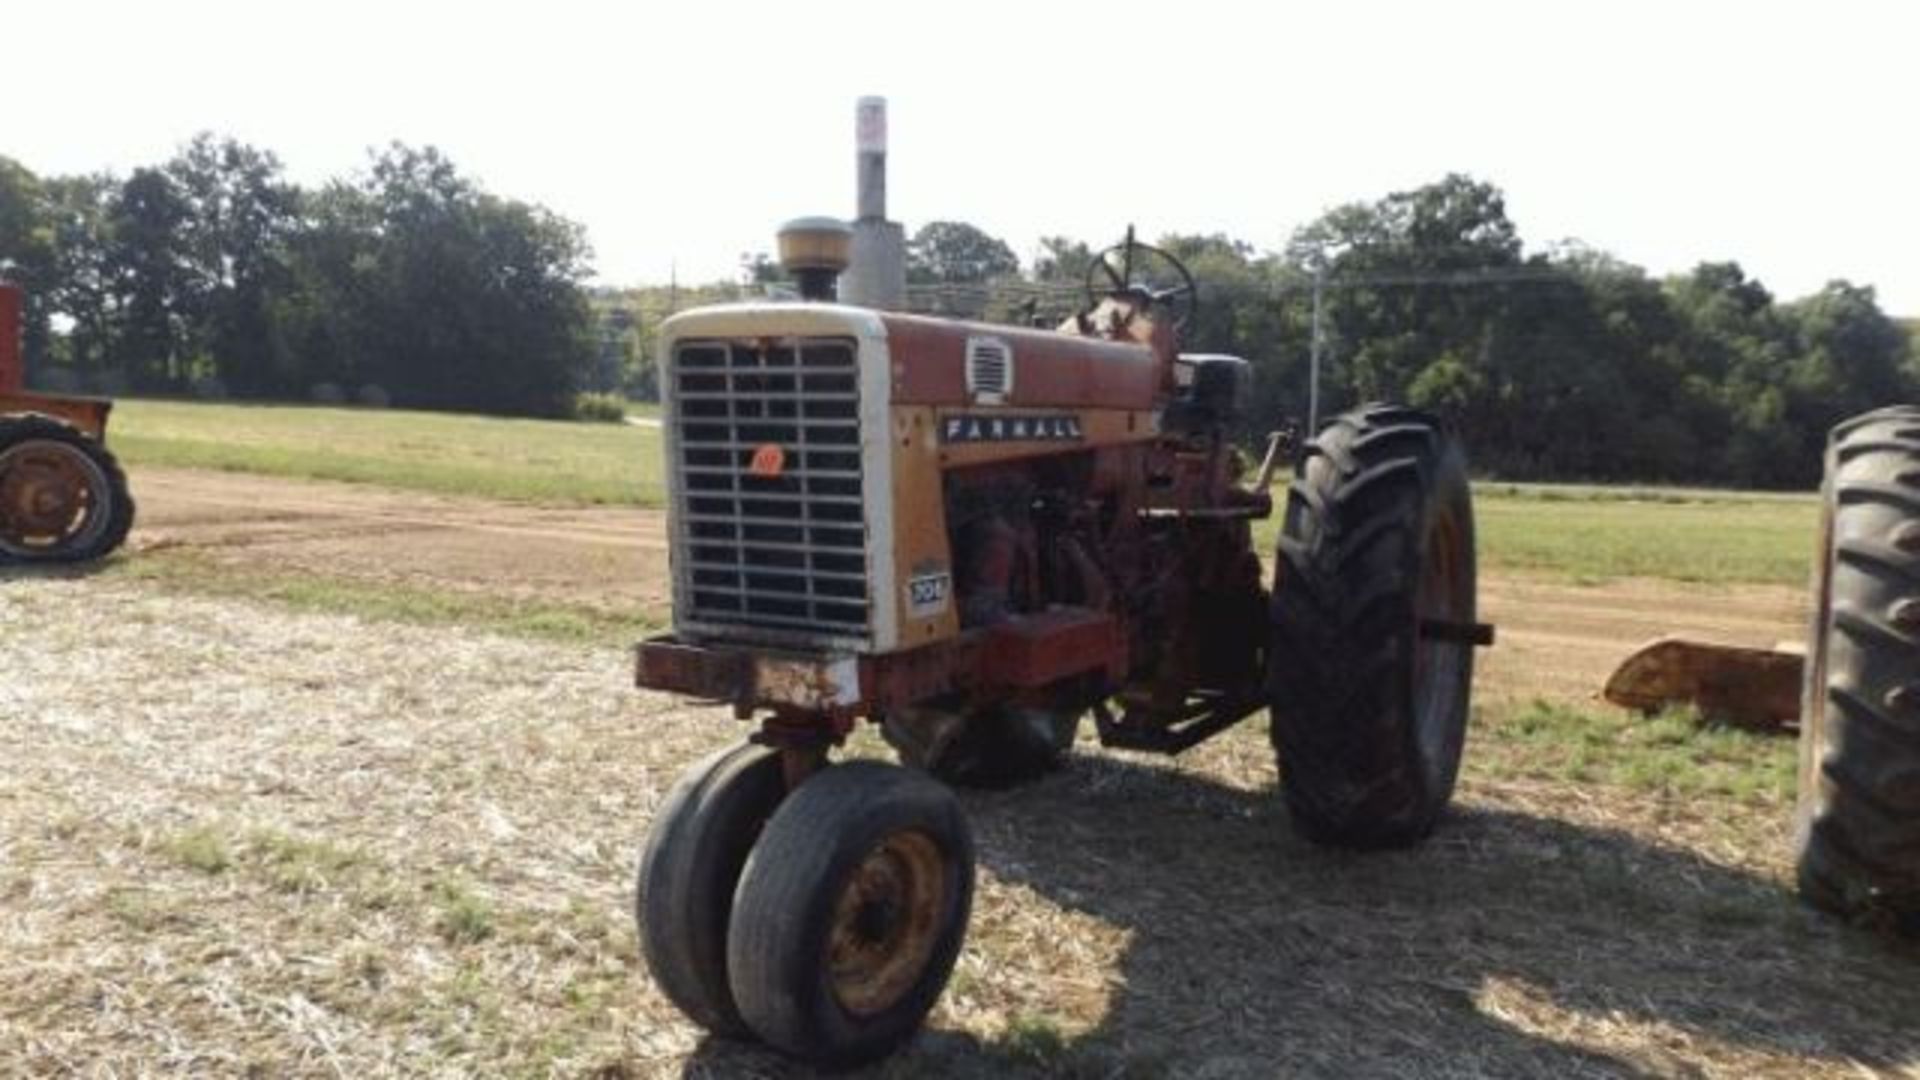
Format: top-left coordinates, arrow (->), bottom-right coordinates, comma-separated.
826,828 -> 948,1017
1412,510 -> 1468,780
0,439 -> 110,558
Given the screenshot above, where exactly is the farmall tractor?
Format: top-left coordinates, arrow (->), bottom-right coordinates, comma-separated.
633,222 -> 1492,1064
0,282 -> 135,564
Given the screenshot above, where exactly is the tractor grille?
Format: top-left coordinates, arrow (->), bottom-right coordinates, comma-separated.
671,337 -> 870,640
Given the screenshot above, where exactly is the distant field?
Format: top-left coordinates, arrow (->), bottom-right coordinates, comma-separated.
110,399 -> 666,506
1250,482 -> 1818,586
1475,484 -> 1819,585
111,400 -> 1821,585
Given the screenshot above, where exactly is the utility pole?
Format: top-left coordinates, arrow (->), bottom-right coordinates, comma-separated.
1309,263 -> 1325,435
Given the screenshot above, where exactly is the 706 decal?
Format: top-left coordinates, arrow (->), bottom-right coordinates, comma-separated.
906,571 -> 951,618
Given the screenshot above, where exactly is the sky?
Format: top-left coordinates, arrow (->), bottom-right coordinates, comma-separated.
10,0 -> 1918,311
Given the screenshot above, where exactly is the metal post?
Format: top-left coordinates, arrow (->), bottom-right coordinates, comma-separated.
1308,264 -> 1325,436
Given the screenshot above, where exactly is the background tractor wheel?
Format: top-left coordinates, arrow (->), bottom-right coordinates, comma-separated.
634,742 -> 786,1035
882,704 -> 1080,789
1795,406 -> 1920,934
0,414 -> 135,564
1268,404 -> 1477,848
727,761 -> 973,1065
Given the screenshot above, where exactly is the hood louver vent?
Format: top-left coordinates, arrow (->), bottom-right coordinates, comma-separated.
965,336 -> 1013,404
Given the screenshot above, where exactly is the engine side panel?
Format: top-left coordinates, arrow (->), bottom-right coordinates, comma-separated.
889,405 -> 962,646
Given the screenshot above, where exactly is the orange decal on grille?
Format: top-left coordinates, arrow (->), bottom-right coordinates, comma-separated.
748,443 -> 787,478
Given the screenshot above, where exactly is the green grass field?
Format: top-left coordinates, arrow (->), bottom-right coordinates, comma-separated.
111,399 -> 1821,585
1475,484 -> 1818,585
110,398 -> 667,506
1254,481 -> 1819,586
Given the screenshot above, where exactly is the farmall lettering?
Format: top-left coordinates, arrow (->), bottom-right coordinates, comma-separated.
939,413 -> 1083,444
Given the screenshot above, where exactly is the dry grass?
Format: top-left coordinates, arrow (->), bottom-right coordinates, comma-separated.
106,548 -> 662,647
3,578 -> 1918,1077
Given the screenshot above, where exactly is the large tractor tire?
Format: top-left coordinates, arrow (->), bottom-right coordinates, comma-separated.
0,414 -> 135,564
1795,406 -> 1920,934
1268,404 -> 1477,848
634,742 -> 787,1035
727,761 -> 973,1065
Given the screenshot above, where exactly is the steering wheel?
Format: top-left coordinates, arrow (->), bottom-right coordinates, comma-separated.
1083,226 -> 1198,334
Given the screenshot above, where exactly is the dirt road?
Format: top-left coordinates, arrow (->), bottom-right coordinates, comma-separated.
129,466 -> 1808,708
132,467 -> 671,614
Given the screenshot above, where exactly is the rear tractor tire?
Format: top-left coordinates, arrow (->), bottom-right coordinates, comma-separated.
727,761 -> 974,1065
1268,404 -> 1478,848
1795,406 -> 1920,935
883,703 -> 1080,789
0,414 -> 135,564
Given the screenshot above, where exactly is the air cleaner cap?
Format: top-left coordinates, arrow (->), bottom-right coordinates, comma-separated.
777,217 -> 852,302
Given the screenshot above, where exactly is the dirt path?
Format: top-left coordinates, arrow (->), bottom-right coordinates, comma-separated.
127,465 -> 1808,707
131,467 -> 672,613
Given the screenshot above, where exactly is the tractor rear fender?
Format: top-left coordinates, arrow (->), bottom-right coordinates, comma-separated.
0,395 -> 113,441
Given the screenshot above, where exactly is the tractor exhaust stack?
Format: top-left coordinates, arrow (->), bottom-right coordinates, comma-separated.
842,96 -> 906,309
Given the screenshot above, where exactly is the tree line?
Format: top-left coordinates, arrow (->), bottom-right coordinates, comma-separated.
847,176 -> 1914,489
4,138 -> 1911,487
0,136 -> 595,417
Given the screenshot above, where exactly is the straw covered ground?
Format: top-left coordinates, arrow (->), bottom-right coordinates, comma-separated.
4,572 -> 1919,1077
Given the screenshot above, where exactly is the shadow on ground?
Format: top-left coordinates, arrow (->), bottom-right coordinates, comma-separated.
680,753 -> 1914,1078
0,559 -> 121,584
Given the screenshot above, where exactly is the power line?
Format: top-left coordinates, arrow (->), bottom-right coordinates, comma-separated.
900,264 -> 1579,310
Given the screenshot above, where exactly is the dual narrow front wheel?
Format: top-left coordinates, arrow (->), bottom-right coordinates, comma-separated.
636,748 -> 974,1065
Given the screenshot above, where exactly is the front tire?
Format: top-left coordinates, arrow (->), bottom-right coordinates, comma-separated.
727,761 -> 974,1065
1268,404 -> 1477,848
635,742 -> 786,1035
1795,406 -> 1920,934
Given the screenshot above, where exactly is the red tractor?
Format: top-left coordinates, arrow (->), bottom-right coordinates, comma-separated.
632,223 -> 1492,1063
0,282 -> 135,564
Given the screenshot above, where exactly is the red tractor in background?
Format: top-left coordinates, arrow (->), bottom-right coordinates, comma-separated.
0,281 -> 135,564
631,223 -> 1494,1064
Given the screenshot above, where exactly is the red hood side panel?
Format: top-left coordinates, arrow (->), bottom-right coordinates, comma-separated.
881,313 -> 1160,410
